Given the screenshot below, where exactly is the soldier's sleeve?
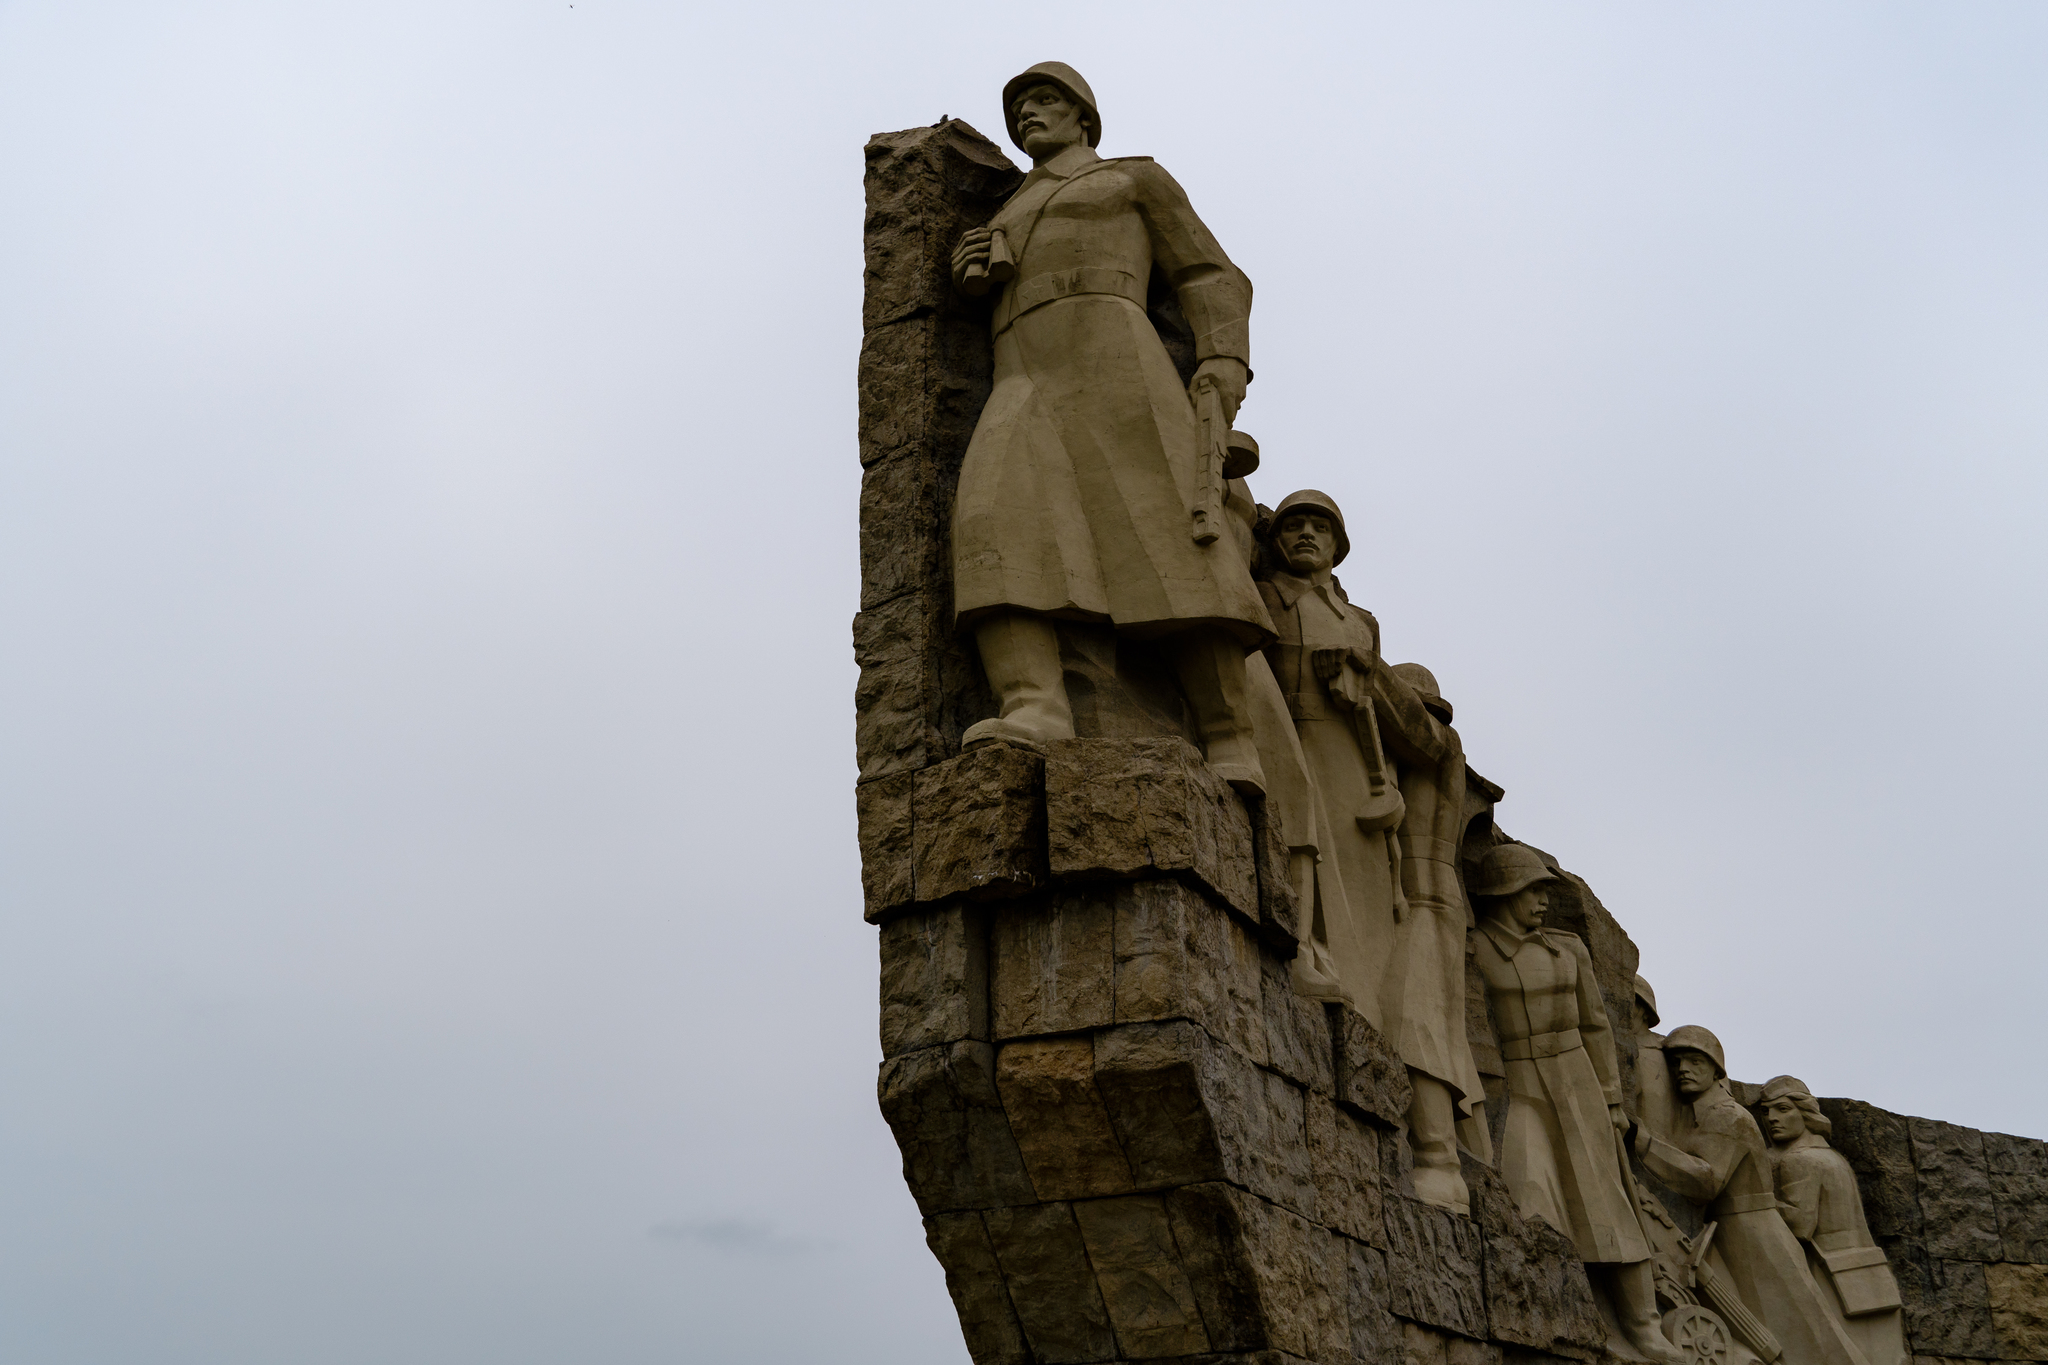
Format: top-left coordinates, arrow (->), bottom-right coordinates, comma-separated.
1637,1131 -> 1725,1202
1370,658 -> 1449,762
1128,160 -> 1251,368
1570,935 -> 1624,1106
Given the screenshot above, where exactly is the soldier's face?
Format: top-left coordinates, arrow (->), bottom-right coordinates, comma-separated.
1503,885 -> 1548,931
1671,1051 -> 1718,1098
1278,515 -> 1336,574
1762,1097 -> 1807,1144
1013,84 -> 1088,155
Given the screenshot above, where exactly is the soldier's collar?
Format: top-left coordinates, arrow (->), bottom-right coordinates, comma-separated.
1019,144 -> 1101,189
1480,917 -> 1565,958
1265,569 -> 1343,612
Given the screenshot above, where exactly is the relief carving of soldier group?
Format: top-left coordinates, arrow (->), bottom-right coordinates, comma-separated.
945,61 -> 1906,1365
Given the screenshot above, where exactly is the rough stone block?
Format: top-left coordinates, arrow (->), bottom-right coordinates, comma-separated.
1090,1018 -> 1307,1213
1448,1337 -> 1504,1365
1383,1193 -> 1486,1339
852,591 -> 941,782
879,905 -> 987,1058
924,1212 -> 1031,1365
1350,1237 -> 1402,1365
1072,1194 -> 1213,1358
861,120 -> 1021,333
1309,1090 -> 1385,1247
1044,737 -> 1259,919
1985,1263 -> 2048,1359
912,744 -> 1049,907
1249,795 -> 1301,954
1114,878 -> 1265,1064
1335,1004 -> 1414,1130
1912,1119 -> 2004,1263
983,1201 -> 1119,1364
1260,957 -> 1334,1095
858,449 -> 943,611
1983,1131 -> 2048,1264
878,1041 -> 1035,1214
989,890 -> 1114,1039
1821,1098 -> 1923,1240
1462,1152 -> 1603,1353
857,770 -> 914,919
1162,1183 -> 1343,1360
1899,1257 -> 1999,1358
995,1036 -> 1133,1200
1093,1019 -> 1235,1190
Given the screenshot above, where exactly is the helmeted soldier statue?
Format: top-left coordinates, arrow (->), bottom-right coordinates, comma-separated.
949,63 -> 1272,793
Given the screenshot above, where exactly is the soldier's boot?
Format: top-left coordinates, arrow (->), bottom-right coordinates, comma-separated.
963,613 -> 1075,752
1605,1262 -> 1686,1365
1288,852 -> 1353,1003
1166,629 -> 1267,797
1408,1071 -> 1471,1213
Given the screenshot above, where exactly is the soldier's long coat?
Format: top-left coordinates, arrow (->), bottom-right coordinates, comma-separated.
952,143 -> 1272,646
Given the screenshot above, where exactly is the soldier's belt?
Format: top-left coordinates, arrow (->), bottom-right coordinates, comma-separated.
1719,1191 -> 1782,1215
1499,1028 -> 1582,1060
1399,835 -> 1461,864
1000,267 -> 1146,331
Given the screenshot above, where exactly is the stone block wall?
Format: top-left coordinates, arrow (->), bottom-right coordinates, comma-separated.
1819,1102 -> 2048,1365
853,118 -> 2048,1365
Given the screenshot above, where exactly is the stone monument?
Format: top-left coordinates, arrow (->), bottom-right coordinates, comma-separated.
855,63 -> 2048,1365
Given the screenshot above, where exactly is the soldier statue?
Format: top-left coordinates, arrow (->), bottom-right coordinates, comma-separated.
950,63 -> 1272,794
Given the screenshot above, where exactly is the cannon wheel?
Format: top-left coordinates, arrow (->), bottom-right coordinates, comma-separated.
1662,1305 -> 1732,1365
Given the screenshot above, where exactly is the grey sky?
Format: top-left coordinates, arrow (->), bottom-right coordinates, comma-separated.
1,3 -> 2042,1362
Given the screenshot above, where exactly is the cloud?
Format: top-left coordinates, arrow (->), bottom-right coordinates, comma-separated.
649,1216 -> 819,1257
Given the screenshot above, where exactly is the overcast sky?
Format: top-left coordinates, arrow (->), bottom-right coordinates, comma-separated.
1,3 -> 2043,1363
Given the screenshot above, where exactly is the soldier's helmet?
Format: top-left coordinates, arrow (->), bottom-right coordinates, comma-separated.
1633,974 -> 1660,1028
1268,489 -> 1351,566
1661,1025 -> 1728,1077
1392,662 -> 1452,723
1003,62 -> 1102,149
1470,843 -> 1557,899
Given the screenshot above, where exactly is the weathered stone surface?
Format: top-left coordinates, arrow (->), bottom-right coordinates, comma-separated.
879,905 -> 986,1058
857,770 -> 914,918
1383,1193 -> 1486,1339
1044,737 -> 1259,918
1310,1089 -> 1385,1246
1249,795 -> 1301,954
858,447 -> 942,611
924,1211 -> 1031,1365
861,120 -> 1021,333
1335,1004 -> 1414,1130
1089,1018 -> 1311,1214
1163,1183 -> 1345,1360
983,1201 -> 1119,1364
1072,1194 -> 1213,1358
1913,1119 -> 2005,1263
852,590 -> 942,782
1115,878 -> 1265,1064
878,1041 -> 1035,1214
1093,1019 -> 1235,1190
912,744 -> 1049,908
995,1036 -> 1133,1201
1899,1256 -> 1999,1358
989,890 -> 1114,1039
1259,957 -> 1334,1095
1350,1237 -> 1402,1365
1983,1131 -> 2048,1264
1461,1153 -> 1602,1354
1985,1263 -> 2048,1358
1822,1098 -> 1923,1240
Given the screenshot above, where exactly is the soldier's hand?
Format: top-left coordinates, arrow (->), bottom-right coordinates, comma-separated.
1311,648 -> 1347,683
1191,357 -> 1249,424
951,227 -> 994,285
1610,1103 -> 1630,1134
